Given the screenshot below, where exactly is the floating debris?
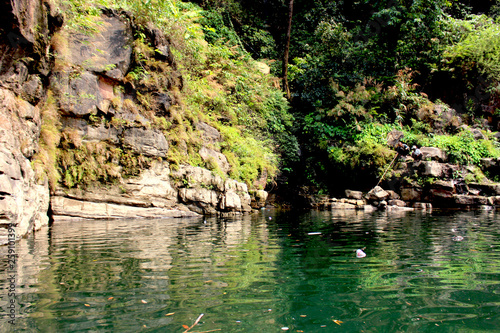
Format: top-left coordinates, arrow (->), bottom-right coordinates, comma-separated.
308,232 -> 322,235
356,248 -> 367,258
281,327 -> 289,331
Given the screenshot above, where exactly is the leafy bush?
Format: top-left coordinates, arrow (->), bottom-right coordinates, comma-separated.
420,130 -> 500,165
441,15 -> 500,80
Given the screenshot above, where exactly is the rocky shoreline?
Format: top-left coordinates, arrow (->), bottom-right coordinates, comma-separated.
309,147 -> 500,212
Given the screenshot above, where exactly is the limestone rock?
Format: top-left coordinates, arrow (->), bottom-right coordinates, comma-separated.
0,87 -> 49,244
196,121 -> 222,143
51,196 -> 198,220
453,194 -> 489,206
419,161 -> 443,177
68,14 -> 133,77
62,118 -> 121,144
467,183 -> 500,196
366,186 -> 389,201
56,71 -> 103,116
122,127 -> 168,157
420,147 -> 447,162
250,190 -> 268,209
401,186 -> 422,201
199,147 -> 230,173
388,199 -> 406,207
345,189 -> 363,200
332,202 -> 357,209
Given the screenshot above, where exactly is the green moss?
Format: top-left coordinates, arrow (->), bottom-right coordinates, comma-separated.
32,91 -> 61,192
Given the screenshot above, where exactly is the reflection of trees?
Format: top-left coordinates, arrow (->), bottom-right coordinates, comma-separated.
269,210 -> 500,331
165,212 -> 286,328
4,210 -> 499,332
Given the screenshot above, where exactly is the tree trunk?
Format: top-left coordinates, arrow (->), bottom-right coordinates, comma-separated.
282,0 -> 293,100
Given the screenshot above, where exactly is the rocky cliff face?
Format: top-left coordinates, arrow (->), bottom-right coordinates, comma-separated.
0,0 -> 61,243
0,1 -> 265,244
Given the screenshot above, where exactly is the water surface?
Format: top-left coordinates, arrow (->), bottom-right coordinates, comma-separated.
1,209 -> 499,332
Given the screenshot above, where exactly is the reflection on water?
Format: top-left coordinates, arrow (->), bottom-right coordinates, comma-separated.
1,209 -> 499,332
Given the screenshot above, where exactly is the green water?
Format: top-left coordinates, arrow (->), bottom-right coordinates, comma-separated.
1,209 -> 500,332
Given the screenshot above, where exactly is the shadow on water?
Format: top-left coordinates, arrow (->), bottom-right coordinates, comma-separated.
0,209 -> 499,332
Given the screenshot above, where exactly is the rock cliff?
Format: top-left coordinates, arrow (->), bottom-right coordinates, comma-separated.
0,1 -> 265,244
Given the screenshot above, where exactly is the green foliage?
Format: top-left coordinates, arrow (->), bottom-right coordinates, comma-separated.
60,0 -> 104,35
441,15 -> 500,80
218,125 -> 277,186
420,130 -> 500,165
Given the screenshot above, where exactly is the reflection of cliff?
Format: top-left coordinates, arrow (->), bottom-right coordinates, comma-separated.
0,225 -> 53,332
3,213 -> 282,331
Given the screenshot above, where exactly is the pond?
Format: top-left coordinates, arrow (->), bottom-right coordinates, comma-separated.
1,209 -> 499,332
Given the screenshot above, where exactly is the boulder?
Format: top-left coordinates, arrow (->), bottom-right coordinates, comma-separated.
420,147 -> 447,162
467,183 -> 500,196
419,161 -> 443,177
453,194 -> 489,206
250,190 -> 268,209
345,189 -> 363,200
469,128 -> 486,140
332,202 -> 358,210
489,196 -> 500,206
365,186 -> 389,201
401,186 -> 423,201
386,190 -> 401,200
196,121 -> 222,143
388,199 -> 406,207
199,147 -> 230,173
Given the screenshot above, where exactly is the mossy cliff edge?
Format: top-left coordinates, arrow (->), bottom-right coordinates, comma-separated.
0,0 -> 288,243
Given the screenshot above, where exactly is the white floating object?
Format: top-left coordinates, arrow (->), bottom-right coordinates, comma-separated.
281,327 -> 289,331
308,232 -> 322,235
356,249 -> 366,258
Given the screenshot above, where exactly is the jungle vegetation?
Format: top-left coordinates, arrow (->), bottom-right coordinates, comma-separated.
49,0 -> 500,197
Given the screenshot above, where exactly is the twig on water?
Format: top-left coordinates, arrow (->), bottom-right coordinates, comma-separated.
183,314 -> 204,333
